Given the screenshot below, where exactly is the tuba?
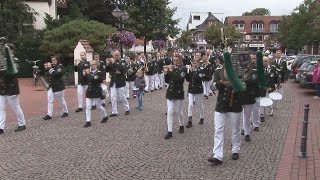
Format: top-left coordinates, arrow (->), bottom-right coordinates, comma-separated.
0,37 -> 18,74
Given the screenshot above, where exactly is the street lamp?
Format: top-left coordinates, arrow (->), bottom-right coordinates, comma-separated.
111,1 -> 129,59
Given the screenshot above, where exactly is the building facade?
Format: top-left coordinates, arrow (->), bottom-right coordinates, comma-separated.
24,0 -> 67,29
224,16 -> 283,51
187,12 -> 222,50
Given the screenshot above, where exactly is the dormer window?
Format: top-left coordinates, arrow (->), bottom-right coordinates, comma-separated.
193,16 -> 200,20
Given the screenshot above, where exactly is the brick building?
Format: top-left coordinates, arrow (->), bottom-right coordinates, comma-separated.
224,16 -> 283,51
187,12 -> 222,50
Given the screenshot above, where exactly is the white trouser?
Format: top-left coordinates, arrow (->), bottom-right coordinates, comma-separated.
188,93 -> 204,119
242,104 -> 254,135
252,101 -> 260,128
85,98 -> 108,122
145,75 -> 155,91
167,99 -> 184,132
125,81 -> 135,98
202,81 -> 211,96
110,84 -> 130,114
0,95 -> 26,129
47,88 -> 68,117
77,85 -> 88,108
154,74 -> 160,89
212,111 -> 241,161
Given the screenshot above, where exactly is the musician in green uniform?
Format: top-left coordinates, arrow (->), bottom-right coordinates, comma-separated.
163,55 -> 187,139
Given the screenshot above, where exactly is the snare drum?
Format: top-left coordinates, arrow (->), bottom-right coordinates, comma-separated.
269,92 -> 283,101
260,97 -> 273,107
132,88 -> 140,96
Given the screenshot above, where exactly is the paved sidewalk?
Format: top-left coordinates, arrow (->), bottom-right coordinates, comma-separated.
276,81 -> 320,180
0,79 -> 302,179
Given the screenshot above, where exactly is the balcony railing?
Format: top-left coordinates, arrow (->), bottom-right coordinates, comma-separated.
251,28 -> 264,33
270,28 -> 278,33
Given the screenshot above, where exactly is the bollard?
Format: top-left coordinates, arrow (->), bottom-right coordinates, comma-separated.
298,104 -> 310,158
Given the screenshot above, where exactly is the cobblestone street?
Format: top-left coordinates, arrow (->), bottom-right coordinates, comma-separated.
0,78 -> 300,179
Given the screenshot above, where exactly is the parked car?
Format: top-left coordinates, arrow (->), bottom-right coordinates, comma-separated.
290,54 -> 320,79
299,61 -> 318,88
287,56 -> 296,70
295,62 -> 312,83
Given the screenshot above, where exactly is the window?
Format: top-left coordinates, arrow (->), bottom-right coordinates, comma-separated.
208,21 -> 213,26
251,23 -> 264,32
251,35 -> 263,41
234,24 -> 244,30
193,16 -> 200,20
197,34 -> 203,42
270,23 -> 279,32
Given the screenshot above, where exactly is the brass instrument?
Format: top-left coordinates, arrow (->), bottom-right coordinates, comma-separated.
144,60 -> 149,72
0,37 -> 18,74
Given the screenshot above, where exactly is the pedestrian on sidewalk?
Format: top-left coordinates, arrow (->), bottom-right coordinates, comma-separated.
43,56 -> 69,120
134,68 -> 146,110
0,43 -> 26,134
83,60 -> 108,127
312,58 -> 320,99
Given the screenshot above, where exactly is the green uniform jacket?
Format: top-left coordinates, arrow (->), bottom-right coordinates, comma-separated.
106,60 -> 127,88
213,67 -> 242,113
165,66 -> 187,100
74,60 -> 90,85
47,64 -> 65,92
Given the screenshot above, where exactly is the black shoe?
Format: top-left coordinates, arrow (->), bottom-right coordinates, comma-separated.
186,121 -> 192,128
61,113 -> 68,118
100,116 -> 108,123
178,126 -> 184,134
245,135 -> 251,142
133,96 -> 136,98
205,96 -> 209,99
75,108 -> 83,112
241,129 -> 244,135
208,157 -> 222,165
43,115 -> 52,120
84,122 -> 91,128
231,153 -> 239,160
126,97 -> 129,100
151,90 -> 154,92
125,111 -> 130,115
253,127 -> 259,131
91,105 -> 96,110
209,93 -> 213,96
109,114 -> 118,117
145,91 -> 148,93
14,125 -> 26,132
199,118 -> 204,125
101,103 -> 106,107
160,87 -> 162,90
0,129 -> 4,134
260,115 -> 265,122
164,132 -> 173,139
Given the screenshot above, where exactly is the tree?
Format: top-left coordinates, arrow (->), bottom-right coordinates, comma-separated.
205,26 -> 222,48
40,19 -> 116,59
0,0 -> 36,43
277,0 -> 320,54
72,0 -> 118,26
205,25 -> 241,48
125,0 -> 180,53
176,30 -> 193,49
242,8 -> 271,16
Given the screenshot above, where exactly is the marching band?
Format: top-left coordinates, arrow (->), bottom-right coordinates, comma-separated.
0,42 -> 288,166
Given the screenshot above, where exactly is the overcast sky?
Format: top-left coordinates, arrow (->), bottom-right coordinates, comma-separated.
169,0 -> 304,30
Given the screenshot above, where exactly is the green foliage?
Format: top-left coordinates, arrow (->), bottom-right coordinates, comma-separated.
176,30 -> 193,48
205,26 -> 222,48
125,0 -> 180,53
40,19 -> 117,58
277,0 -> 320,52
242,8 -> 271,16
72,0 -> 118,26
205,25 -> 241,48
63,65 -> 75,86
0,0 -> 36,43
